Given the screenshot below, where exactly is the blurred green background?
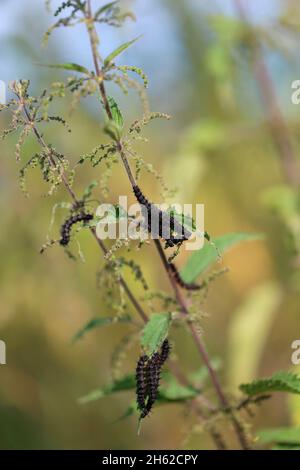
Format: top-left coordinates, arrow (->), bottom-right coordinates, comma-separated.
0,0 -> 300,449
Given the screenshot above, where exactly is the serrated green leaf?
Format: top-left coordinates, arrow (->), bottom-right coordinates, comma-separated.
78,375 -> 136,404
141,312 -> 172,355
240,371 -> 300,397
72,314 -> 131,342
104,36 -> 142,66
36,62 -> 90,75
258,427 -> 300,446
180,232 -> 264,284
107,96 -> 123,128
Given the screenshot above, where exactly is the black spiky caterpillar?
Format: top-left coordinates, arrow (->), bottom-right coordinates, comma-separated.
160,338 -> 171,364
168,263 -> 202,291
132,185 -> 191,247
60,212 -> 93,246
136,355 -> 148,413
135,339 -> 171,419
144,352 -> 161,416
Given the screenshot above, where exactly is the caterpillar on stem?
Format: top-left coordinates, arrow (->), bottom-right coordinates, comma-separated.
132,185 -> 191,248
135,339 -> 171,419
59,212 -> 93,246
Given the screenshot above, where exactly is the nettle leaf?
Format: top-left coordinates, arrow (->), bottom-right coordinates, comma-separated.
104,36 -> 142,66
36,62 -> 90,75
240,371 -> 300,397
258,427 -> 300,446
72,314 -> 131,342
107,96 -> 123,128
181,232 -> 264,284
141,312 -> 172,355
78,375 -> 135,404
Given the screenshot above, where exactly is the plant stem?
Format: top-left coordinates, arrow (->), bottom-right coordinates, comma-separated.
84,0 -> 250,450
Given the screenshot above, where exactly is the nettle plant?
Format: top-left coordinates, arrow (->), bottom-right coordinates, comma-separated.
2,0 -> 300,450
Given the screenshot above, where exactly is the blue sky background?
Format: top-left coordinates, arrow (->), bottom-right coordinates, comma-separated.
1,0 -> 297,118
0,0 -> 281,83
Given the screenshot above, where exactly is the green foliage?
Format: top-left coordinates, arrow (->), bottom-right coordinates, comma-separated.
4,0 -> 297,448
129,112 -> 171,134
43,1 -> 85,44
240,371 -> 300,397
94,2 -> 119,18
77,143 -> 117,168
104,120 -> 122,142
107,96 -> 124,128
180,232 -> 264,284
258,427 -> 300,447
78,375 -> 136,404
141,313 -> 172,355
53,1 -> 85,17
36,62 -> 90,75
104,36 -> 142,66
79,372 -> 199,410
72,314 -> 132,342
